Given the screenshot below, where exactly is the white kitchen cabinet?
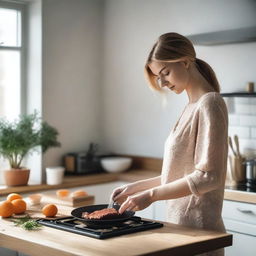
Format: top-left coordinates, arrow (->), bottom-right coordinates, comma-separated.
152,200 -> 167,222
222,200 -> 256,256
0,248 -> 17,256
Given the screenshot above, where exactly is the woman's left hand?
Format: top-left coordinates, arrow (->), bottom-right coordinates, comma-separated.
118,189 -> 154,214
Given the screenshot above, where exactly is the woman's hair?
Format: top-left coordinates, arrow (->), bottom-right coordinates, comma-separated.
144,32 -> 220,93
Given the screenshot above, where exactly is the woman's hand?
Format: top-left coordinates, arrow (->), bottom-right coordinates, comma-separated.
118,189 -> 154,214
110,183 -> 138,205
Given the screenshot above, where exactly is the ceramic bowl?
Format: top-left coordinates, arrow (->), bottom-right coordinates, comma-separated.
100,157 -> 132,173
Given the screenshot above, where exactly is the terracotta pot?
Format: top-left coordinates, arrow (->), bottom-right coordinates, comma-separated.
4,168 -> 30,186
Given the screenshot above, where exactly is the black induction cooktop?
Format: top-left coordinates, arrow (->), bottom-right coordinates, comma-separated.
37,216 -> 163,239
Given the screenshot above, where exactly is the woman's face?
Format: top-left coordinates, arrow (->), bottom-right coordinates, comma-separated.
148,61 -> 190,94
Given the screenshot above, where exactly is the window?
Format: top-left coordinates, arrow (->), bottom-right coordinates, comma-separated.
0,1 -> 26,121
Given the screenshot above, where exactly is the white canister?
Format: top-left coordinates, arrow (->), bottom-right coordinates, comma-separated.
46,166 -> 65,185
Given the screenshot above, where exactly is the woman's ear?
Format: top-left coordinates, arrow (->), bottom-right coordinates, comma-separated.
182,60 -> 190,69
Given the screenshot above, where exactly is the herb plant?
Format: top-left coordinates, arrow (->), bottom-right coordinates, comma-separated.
0,111 -> 61,169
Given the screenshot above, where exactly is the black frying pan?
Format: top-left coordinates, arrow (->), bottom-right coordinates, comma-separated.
71,204 -> 135,225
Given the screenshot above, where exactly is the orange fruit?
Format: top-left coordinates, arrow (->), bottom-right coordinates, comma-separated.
0,201 -> 14,217
42,204 -> 58,217
71,190 -> 88,197
7,193 -> 22,202
12,199 -> 27,214
56,189 -> 70,197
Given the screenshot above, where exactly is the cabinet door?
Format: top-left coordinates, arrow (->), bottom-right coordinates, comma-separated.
152,200 -> 167,221
0,247 -> 18,256
225,231 -> 256,256
222,200 -> 256,226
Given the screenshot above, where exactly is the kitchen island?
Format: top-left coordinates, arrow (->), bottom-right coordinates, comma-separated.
0,214 -> 232,256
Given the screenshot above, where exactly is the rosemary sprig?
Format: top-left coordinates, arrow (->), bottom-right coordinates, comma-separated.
12,217 -> 42,231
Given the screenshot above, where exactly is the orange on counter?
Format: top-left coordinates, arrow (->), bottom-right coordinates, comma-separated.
71,190 -> 88,198
0,201 -> 14,218
42,204 -> 58,217
56,189 -> 70,197
12,199 -> 27,214
7,193 -> 22,202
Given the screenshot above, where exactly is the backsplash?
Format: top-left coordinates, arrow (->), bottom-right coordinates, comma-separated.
225,97 -> 256,158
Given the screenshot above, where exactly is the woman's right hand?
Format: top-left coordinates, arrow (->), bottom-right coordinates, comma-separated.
111,183 -> 138,205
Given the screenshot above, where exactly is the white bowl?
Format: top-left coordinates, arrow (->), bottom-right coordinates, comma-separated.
100,157 -> 132,173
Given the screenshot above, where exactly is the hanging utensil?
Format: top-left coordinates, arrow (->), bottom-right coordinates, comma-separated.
233,135 -> 241,158
228,136 -> 237,157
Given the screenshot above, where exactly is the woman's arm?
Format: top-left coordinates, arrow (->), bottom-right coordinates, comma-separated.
151,177 -> 191,201
131,175 -> 161,192
119,177 -> 191,214
112,175 -> 161,203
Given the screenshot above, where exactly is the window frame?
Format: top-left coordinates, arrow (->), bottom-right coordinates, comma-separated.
0,0 -> 27,116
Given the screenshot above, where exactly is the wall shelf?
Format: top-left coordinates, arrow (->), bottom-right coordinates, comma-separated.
221,92 -> 256,97
186,27 -> 256,46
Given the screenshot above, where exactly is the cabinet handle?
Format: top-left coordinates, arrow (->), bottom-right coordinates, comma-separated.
236,207 -> 255,214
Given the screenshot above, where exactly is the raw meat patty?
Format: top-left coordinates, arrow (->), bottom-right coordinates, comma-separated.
82,208 -> 120,220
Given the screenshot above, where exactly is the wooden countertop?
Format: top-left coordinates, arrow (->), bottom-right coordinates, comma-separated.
0,211 -> 232,256
0,169 -> 255,204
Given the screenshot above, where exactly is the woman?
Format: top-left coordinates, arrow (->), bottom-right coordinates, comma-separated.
111,32 -> 228,256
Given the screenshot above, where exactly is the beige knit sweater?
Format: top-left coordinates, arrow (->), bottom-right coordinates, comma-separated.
161,92 -> 228,256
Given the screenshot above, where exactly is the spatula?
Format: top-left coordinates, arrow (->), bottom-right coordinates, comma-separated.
233,135 -> 241,158
108,197 -> 115,209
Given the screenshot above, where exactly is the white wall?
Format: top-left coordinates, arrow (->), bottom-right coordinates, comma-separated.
102,0 -> 256,158
41,0 -> 104,179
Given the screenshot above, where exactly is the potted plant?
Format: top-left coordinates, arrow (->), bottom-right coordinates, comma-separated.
0,111 -> 61,186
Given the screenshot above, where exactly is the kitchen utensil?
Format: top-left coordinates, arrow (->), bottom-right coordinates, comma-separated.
233,135 -> 241,158
100,157 -> 132,173
228,136 -> 237,157
228,155 -> 246,185
107,197 -> 115,209
71,204 -> 135,225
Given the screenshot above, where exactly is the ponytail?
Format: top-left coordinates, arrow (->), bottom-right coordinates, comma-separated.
195,58 -> 220,93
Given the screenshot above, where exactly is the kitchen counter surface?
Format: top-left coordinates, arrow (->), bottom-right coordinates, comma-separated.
1,169 -> 255,204
0,211 -> 232,256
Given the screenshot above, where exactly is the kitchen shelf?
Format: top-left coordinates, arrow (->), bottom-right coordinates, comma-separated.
220,92 -> 256,97
186,27 -> 256,46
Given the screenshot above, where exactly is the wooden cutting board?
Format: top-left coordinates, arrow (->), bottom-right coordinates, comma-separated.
41,192 -> 95,207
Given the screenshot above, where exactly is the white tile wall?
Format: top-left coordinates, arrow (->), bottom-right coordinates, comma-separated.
227,97 -> 256,156
251,128 -> 256,139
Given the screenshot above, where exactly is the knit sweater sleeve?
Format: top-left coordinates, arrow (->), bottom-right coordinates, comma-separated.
185,96 -> 228,196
